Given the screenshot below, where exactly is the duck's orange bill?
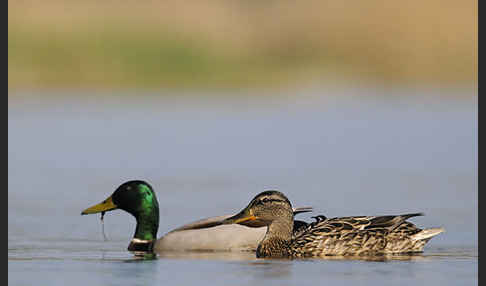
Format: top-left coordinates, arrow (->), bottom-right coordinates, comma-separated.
221,209 -> 258,225
231,215 -> 257,224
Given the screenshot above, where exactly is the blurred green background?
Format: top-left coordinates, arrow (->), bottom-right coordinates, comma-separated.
8,0 -> 477,92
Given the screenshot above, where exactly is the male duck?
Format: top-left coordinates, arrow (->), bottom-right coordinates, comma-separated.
81,180 -> 312,253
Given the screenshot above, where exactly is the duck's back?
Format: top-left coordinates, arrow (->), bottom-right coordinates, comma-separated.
291,213 -> 444,257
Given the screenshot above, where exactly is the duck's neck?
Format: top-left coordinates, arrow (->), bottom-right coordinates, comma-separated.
133,184 -> 160,241
133,209 -> 159,241
257,217 -> 294,258
127,208 -> 159,252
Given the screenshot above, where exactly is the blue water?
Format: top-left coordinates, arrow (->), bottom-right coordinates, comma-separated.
8,87 -> 477,285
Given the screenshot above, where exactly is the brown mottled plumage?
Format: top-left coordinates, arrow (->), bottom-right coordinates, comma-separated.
222,191 -> 444,258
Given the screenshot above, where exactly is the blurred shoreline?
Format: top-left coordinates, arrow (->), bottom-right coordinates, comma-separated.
7,84 -> 478,104
8,1 -> 477,90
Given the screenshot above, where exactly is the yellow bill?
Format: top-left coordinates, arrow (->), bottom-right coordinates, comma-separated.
81,196 -> 118,215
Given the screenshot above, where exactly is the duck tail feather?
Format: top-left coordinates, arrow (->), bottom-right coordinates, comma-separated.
411,227 -> 445,241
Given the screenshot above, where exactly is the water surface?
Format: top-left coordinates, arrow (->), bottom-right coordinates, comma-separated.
8,88 -> 477,285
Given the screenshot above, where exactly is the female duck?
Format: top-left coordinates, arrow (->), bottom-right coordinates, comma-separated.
81,180 -> 312,252
222,190 -> 444,258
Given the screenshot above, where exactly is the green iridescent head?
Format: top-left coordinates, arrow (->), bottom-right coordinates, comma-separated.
82,180 -> 160,242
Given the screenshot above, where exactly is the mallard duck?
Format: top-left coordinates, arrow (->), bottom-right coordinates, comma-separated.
222,190 -> 444,258
81,180 -> 312,252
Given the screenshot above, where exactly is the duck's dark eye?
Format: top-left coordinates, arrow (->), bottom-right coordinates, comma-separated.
262,198 -> 269,203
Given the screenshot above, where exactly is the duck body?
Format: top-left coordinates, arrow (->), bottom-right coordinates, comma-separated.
282,213 -> 443,258
223,191 -> 444,259
155,215 -> 266,251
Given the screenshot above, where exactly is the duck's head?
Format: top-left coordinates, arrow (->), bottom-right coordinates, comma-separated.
81,180 -> 159,217
222,191 -> 294,227
81,180 -> 159,242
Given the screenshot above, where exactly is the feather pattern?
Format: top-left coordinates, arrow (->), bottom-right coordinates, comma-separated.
289,213 -> 443,257
222,191 -> 444,258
